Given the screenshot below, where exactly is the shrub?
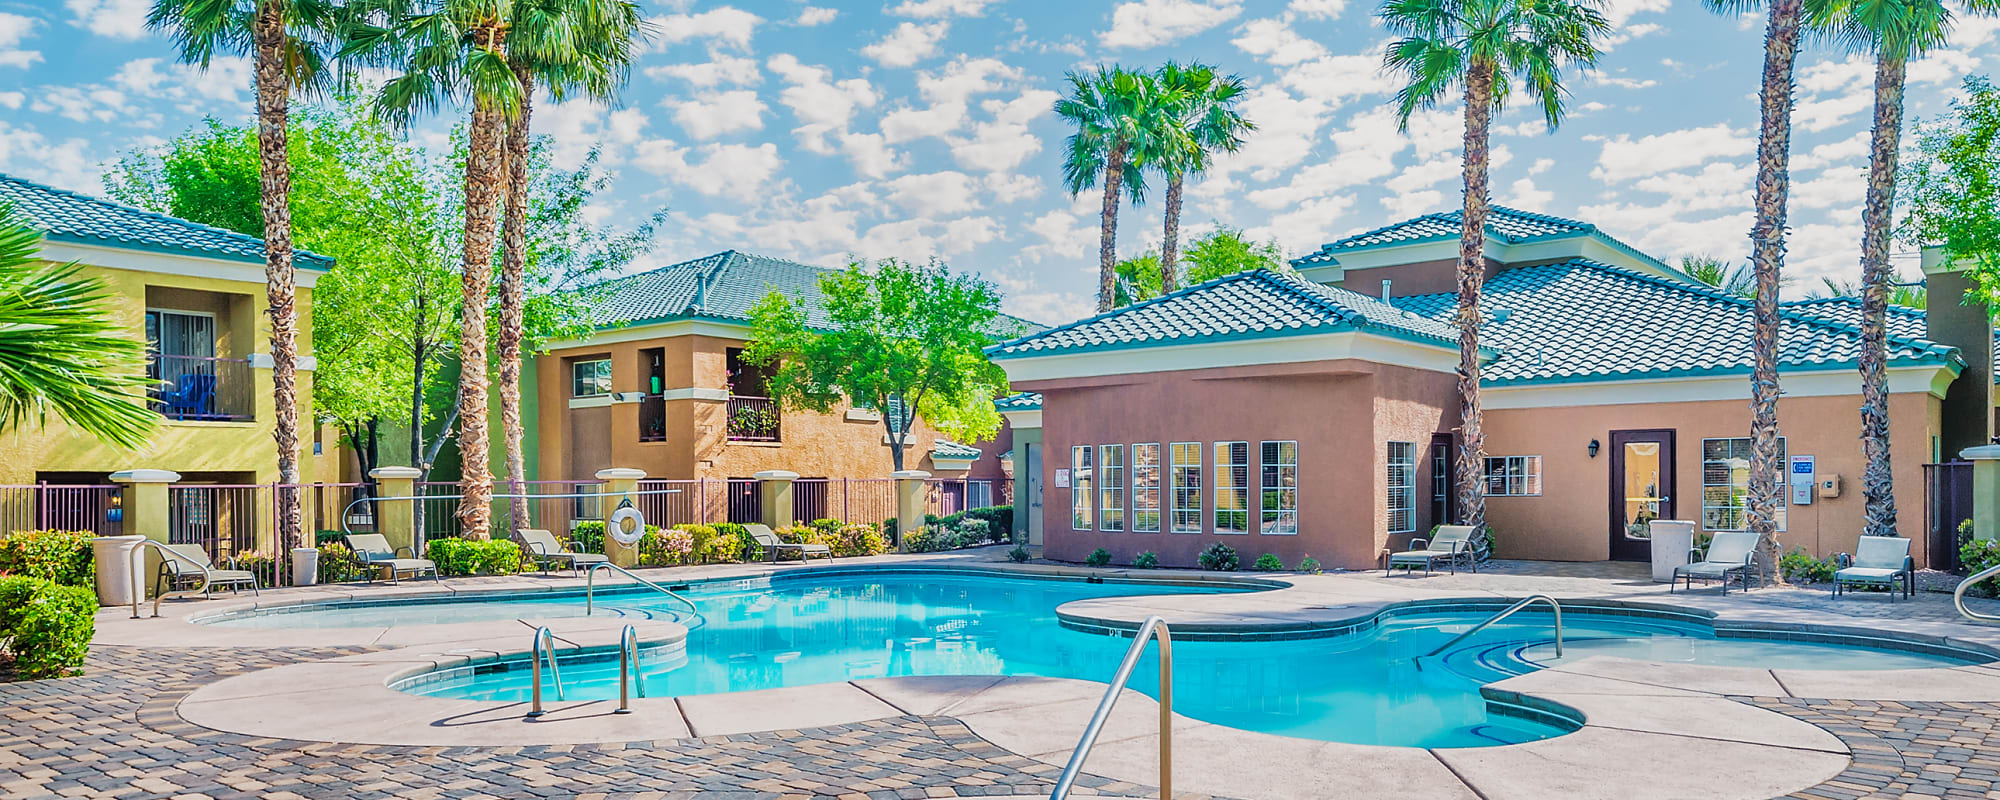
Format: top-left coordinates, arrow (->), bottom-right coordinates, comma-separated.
0,576 -> 95,679
0,530 -> 94,587
314,530 -> 346,547
830,524 -> 888,558
318,543 -> 361,583
1132,551 -> 1158,569
903,525 -> 953,553
673,524 -> 718,562
0,577 -> 35,635
1963,539 -> 2000,598
714,523 -> 757,561
1085,547 -> 1112,567
1299,555 -> 1321,574
641,527 -> 693,566
955,518 -> 991,545
809,518 -> 844,539
1779,547 -> 1836,585
230,552 -> 279,588
1197,542 -> 1239,571
1252,553 -> 1285,572
569,521 -> 606,554
427,538 -> 523,577
1008,544 -> 1030,563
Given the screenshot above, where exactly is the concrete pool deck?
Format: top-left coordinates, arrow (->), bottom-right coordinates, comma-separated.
37,548 -> 2000,799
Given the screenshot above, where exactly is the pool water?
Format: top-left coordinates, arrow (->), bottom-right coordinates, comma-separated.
344,573 -> 1982,748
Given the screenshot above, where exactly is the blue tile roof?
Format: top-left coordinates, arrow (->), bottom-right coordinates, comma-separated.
932,439 -> 983,460
0,173 -> 333,270
987,268 -> 1466,358
1782,295 -> 2000,382
995,392 -> 1042,411
1328,206 -> 1591,250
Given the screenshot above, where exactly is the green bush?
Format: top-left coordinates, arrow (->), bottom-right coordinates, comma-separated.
1963,539 -> 2000,598
569,521 -> 606,554
1779,547 -> 1836,585
1008,544 -> 1030,563
809,518 -> 844,538
638,526 -> 688,566
0,576 -> 95,679
1133,551 -> 1158,569
714,523 -> 757,561
956,518 -> 991,544
903,525 -> 952,553
1198,542 -> 1239,571
1299,555 -> 1321,574
231,552 -> 279,587
830,524 -> 888,557
318,543 -> 361,583
0,576 -> 35,636
1085,547 -> 1112,567
314,530 -> 346,547
427,538 -> 523,577
1252,553 -> 1285,572
673,524 -> 718,562
0,530 -> 94,587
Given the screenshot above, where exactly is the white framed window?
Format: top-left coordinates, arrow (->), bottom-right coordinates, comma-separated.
1387,441 -> 1416,534
1702,437 -> 1787,532
1099,444 -> 1126,532
1133,443 -> 1162,533
1214,441 -> 1250,534
1483,456 -> 1543,497
1260,441 -> 1298,535
1071,445 -> 1093,530
572,358 -> 612,397
1171,442 -> 1203,533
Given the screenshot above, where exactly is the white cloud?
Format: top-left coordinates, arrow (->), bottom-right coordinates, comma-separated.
633,140 -> 783,196
767,55 -> 878,129
1590,123 -> 1753,182
1797,57 -> 1872,95
1507,178 -> 1554,211
839,132 -> 907,178
948,89 -> 1058,173
1380,189 -> 1444,220
1249,194 -> 1356,254
646,52 -> 761,88
795,7 -> 837,26
653,7 -> 763,50
863,21 -> 950,68
880,57 -> 1023,143
1793,166 -> 1865,209
1794,90 -> 1872,133
537,100 -> 648,169
1232,17 -> 1328,66
1100,0 -> 1244,49
0,92 -> 21,109
885,171 -> 982,216
1792,134 -> 1868,172
1021,208 -> 1095,263
668,90 -> 767,140
1246,106 -> 1409,210
0,13 -> 41,68
1528,158 -> 1555,176
889,0 -> 998,17
0,121 -> 99,190
1277,47 -> 1398,110
65,0 -> 147,40
1289,0 -> 1346,20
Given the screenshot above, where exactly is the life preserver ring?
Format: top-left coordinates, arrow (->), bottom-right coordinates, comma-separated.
608,503 -> 647,545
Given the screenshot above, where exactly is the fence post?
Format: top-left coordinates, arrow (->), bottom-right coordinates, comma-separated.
756,470 -> 799,530
1964,446 -> 2000,542
370,467 -> 422,557
893,470 -> 930,552
597,468 -> 646,567
108,469 -> 179,600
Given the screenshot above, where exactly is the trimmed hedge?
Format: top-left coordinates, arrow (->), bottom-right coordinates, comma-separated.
427,538 -> 524,577
0,530 -> 94,588
0,575 -> 95,679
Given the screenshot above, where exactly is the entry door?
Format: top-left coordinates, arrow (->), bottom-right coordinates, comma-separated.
1428,435 -> 1456,527
1609,430 -> 1675,561
1026,443 -> 1044,546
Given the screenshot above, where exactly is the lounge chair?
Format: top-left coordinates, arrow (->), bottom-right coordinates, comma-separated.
516,528 -> 609,576
1833,536 -> 1915,599
157,544 -> 260,598
1670,531 -> 1759,594
343,533 -> 440,585
1386,525 -> 1478,576
745,523 -> 831,562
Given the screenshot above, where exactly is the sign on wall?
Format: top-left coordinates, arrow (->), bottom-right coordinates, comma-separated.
1790,455 -> 1816,506
1053,469 -> 1070,488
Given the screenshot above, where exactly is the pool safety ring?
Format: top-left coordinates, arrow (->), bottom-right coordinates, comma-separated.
608,503 -> 647,545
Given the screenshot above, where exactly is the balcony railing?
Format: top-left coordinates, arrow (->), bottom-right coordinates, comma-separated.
639,394 -> 666,442
149,354 -> 254,422
725,394 -> 780,442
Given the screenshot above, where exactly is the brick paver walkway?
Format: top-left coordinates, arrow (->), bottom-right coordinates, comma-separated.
1753,697 -> 2000,799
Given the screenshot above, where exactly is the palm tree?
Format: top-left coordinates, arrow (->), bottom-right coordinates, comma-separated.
494,1 -> 645,537
0,205 -> 158,450
1683,255 -> 1760,297
1380,0 -> 1609,530
1149,63 -> 1253,294
1056,66 -> 1160,312
147,0 -> 333,549
1819,274 -> 1926,308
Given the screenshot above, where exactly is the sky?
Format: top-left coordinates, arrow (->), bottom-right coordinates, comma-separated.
3,1 -> 2000,325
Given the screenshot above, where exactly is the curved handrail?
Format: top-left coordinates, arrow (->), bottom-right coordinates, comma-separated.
1048,615 -> 1173,800
128,539 -> 213,619
1422,594 -> 1563,662
586,562 -> 704,628
1956,563 -> 2000,622
339,487 -> 685,534
527,626 -> 565,717
617,624 -> 646,714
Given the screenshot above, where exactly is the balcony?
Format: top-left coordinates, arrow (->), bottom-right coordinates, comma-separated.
149,354 -> 254,422
726,395 -> 780,442
639,394 -> 666,442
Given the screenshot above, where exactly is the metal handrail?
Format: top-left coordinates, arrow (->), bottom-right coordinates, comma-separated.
128,539 -> 214,619
527,626 -> 565,717
617,624 -> 646,714
1049,615 -> 1173,800
1422,594 -> 1563,662
586,562 -> 704,627
1956,563 -> 2000,622
338,487 -> 684,534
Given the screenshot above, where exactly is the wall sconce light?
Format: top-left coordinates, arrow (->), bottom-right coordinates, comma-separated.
1588,439 -> 1601,459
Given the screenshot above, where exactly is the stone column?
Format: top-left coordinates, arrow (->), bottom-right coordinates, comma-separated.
597,468 -> 646,568
756,470 -> 799,530
893,470 -> 930,552
109,469 -> 178,599
369,466 -> 422,556
1963,446 -> 2000,542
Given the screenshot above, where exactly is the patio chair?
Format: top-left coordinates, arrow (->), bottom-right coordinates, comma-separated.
156,544 -> 260,598
516,528 -> 608,576
745,523 -> 831,562
1386,525 -> 1478,577
1670,531 -> 1759,595
343,533 -> 440,585
1833,536 -> 1915,600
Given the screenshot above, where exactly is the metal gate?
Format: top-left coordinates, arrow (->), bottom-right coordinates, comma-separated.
1924,461 -> 1974,571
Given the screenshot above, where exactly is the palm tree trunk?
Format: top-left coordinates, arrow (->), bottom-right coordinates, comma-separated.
251,0 -> 302,550
1747,0 -> 1805,578
454,28 -> 508,540
1162,172 -> 1183,294
1097,140 -> 1127,312
1858,51 -> 1907,540
498,68 -> 534,540
1453,60 -> 1494,530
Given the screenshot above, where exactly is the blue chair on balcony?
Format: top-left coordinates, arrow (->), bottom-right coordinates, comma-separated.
160,374 -> 216,419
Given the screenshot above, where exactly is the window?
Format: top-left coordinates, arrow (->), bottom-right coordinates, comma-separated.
1260,441 -> 1298,535
1387,442 -> 1416,534
1171,442 -> 1203,533
1483,456 -> 1542,497
1071,445 -> 1094,530
1702,437 -> 1787,532
1133,444 -> 1162,533
572,358 -> 612,397
1099,445 -> 1126,532
1214,441 -> 1250,534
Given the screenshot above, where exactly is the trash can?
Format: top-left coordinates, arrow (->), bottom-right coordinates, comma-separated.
91,535 -> 147,606
1648,520 -> 1697,582
291,547 -> 320,587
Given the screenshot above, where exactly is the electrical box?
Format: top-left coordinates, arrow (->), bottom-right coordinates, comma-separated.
1820,475 -> 1842,498
1790,455 -> 1816,506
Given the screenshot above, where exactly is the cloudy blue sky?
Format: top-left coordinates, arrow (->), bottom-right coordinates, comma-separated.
3,0 -> 1998,323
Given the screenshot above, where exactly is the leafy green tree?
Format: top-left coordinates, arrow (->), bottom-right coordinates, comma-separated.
1147,63 -> 1253,294
0,205 -> 159,450
1056,66 -> 1164,312
1114,227 -> 1287,304
744,259 -> 1015,471
1905,76 -> 2000,299
1379,0 -> 1608,529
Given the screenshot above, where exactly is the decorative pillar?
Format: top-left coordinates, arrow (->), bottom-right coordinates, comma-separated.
108,469 -> 177,600
1963,446 -> 2000,542
369,466 -> 422,556
596,468 -> 646,567
756,470 -> 799,530
893,470 -> 931,552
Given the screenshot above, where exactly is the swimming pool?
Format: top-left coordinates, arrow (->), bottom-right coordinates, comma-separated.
249,570 -> 1984,749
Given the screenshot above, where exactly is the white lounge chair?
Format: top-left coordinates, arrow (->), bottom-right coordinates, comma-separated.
745,523 -> 831,562
344,533 -> 440,585
1670,531 -> 1759,594
516,528 -> 609,576
1387,525 -> 1478,576
157,544 -> 260,598
1833,536 -> 1915,599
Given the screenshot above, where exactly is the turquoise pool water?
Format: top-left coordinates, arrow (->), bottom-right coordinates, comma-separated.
280,572 -> 1987,748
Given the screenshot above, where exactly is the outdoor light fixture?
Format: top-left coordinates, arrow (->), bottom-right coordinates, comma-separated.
1588,439 -> 1600,458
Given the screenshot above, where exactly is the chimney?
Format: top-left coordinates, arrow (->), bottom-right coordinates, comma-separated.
1381,279 -> 1392,301
1925,247 -> 1993,456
